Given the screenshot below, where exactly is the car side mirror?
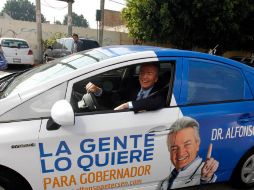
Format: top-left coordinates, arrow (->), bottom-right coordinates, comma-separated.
50,100 -> 74,126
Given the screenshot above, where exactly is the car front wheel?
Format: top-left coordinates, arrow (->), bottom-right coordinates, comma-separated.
0,168 -> 32,190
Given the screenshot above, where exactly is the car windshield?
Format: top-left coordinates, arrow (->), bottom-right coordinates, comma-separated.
0,49 -> 110,99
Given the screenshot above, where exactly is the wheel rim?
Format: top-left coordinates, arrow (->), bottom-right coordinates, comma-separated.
241,155 -> 254,184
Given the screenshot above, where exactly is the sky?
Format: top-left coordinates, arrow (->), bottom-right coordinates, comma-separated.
0,0 -> 126,29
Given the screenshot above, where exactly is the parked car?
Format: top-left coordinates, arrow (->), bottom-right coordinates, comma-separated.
43,37 -> 100,62
0,37 -> 34,66
1,45 -> 254,190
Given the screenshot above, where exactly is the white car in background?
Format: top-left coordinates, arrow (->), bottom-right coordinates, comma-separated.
0,38 -> 34,66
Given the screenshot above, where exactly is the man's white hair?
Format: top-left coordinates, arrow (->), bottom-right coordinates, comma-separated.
167,116 -> 200,146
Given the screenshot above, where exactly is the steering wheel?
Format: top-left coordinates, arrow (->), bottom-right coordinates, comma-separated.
78,93 -> 100,111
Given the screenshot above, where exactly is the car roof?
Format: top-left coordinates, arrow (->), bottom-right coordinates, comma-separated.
95,45 -> 254,71
0,37 -> 29,42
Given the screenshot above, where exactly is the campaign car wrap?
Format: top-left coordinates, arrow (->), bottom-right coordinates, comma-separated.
39,134 -> 155,189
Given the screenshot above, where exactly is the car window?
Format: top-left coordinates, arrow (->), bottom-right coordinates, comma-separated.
101,68 -> 125,76
1,39 -> 29,48
185,60 -> 245,104
82,40 -> 100,50
70,62 -> 173,113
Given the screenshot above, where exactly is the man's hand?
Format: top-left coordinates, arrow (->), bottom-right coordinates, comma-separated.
114,103 -> 129,110
86,82 -> 101,94
201,143 -> 219,182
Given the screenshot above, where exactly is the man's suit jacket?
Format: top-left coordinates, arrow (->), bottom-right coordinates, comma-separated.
158,156 -> 217,190
97,81 -> 166,112
128,83 -> 166,112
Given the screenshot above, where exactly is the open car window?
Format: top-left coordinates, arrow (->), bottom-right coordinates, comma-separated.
70,61 -> 174,114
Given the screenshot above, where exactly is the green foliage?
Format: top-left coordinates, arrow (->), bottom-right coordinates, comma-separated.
42,32 -> 66,51
1,0 -> 46,22
122,0 -> 254,51
63,12 -> 89,28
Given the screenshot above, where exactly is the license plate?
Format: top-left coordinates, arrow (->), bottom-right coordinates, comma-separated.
13,58 -> 21,63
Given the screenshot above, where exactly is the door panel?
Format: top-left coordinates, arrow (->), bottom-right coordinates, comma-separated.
175,57 -> 254,185
38,108 -> 180,190
38,57 -> 183,189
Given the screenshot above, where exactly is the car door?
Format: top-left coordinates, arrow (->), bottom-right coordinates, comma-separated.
51,39 -> 65,59
177,58 -> 254,184
38,57 -> 183,190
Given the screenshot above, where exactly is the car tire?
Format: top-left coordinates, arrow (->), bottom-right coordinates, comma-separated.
231,148 -> 254,188
0,168 -> 32,190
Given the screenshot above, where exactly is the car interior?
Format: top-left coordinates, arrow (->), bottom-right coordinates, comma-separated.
70,61 -> 174,113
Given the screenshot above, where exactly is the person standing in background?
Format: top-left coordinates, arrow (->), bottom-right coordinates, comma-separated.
71,33 -> 84,53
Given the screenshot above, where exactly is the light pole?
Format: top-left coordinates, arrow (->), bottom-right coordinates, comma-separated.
57,0 -> 74,36
36,0 -> 43,64
99,0 -> 105,46
67,0 -> 73,36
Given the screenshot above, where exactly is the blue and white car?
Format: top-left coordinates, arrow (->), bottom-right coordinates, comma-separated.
0,45 -> 254,190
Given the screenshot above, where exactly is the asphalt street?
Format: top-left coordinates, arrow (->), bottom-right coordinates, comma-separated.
186,183 -> 251,190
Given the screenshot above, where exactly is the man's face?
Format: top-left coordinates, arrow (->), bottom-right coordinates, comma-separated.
139,65 -> 158,90
168,127 -> 200,170
72,35 -> 78,42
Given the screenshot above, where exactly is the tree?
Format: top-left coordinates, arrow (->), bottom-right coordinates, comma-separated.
63,12 -> 89,28
1,0 -> 46,22
42,32 -> 66,51
122,0 -> 254,51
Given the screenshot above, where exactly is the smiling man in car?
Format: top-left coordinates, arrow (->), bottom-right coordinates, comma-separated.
86,63 -> 166,112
